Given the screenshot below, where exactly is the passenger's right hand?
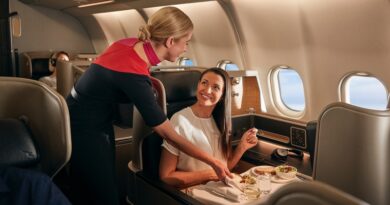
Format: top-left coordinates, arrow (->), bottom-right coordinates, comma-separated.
239,127 -> 258,151
210,158 -> 232,181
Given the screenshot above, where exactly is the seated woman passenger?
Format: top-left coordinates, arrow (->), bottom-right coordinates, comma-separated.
159,67 -> 258,189
39,51 -> 69,89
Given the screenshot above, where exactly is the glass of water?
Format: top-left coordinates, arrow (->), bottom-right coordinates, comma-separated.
257,174 -> 272,195
243,183 -> 260,200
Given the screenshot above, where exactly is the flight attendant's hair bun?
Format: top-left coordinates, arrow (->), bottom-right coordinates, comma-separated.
138,25 -> 151,41
138,7 -> 193,44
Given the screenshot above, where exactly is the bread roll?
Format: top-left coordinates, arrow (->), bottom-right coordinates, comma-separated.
254,166 -> 276,175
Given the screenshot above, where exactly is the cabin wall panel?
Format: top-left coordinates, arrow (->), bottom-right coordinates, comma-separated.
231,0 -> 309,120
301,0 -> 390,118
144,2 -> 243,68
93,10 -> 146,48
232,0 -> 390,121
231,76 -> 261,116
78,16 -> 108,54
9,0 -> 94,54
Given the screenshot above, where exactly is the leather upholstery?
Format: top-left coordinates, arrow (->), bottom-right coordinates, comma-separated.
141,69 -> 202,174
313,102 -> 390,205
129,68 -> 203,204
0,118 -> 39,167
256,181 -> 369,205
151,70 -> 201,118
0,77 -> 71,178
21,51 -> 52,79
56,60 -> 74,97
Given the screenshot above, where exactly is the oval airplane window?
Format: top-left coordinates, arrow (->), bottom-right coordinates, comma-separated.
342,74 -> 388,110
216,60 -> 239,71
225,64 -> 239,71
177,57 -> 194,66
270,66 -> 306,117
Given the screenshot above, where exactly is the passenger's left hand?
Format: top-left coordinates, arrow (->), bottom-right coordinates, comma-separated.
239,128 -> 258,151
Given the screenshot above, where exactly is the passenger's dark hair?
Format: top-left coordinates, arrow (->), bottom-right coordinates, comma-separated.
199,67 -> 232,159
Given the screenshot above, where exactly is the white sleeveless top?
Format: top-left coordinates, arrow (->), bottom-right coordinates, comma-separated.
162,107 -> 227,171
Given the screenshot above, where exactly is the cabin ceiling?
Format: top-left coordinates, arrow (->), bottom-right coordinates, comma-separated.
19,0 -> 82,10
18,0 -> 213,15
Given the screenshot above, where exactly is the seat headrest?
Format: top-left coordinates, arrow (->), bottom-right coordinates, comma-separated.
151,70 -> 201,103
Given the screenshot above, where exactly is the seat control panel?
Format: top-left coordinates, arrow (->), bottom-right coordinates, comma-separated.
290,127 -> 307,149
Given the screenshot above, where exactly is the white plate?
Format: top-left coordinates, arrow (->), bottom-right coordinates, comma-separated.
271,175 -> 298,183
250,165 -> 275,177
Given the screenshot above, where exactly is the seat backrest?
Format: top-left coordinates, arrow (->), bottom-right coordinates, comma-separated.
56,60 -> 74,97
151,69 -> 201,118
387,94 -> 390,109
142,70 -> 201,178
21,51 -> 52,79
313,102 -> 390,205
132,69 -> 201,176
0,77 -> 71,178
255,181 -> 369,205
131,77 -> 166,171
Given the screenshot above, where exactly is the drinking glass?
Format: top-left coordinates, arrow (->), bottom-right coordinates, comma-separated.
257,174 -> 271,195
243,184 -> 260,200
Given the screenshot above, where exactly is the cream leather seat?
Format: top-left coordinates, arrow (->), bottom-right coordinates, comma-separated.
313,102 -> 390,205
21,51 -> 52,79
253,181 -> 369,205
127,68 -> 203,205
56,60 -> 74,98
0,77 -> 71,178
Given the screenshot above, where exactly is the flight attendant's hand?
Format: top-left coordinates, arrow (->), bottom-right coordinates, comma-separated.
211,158 -> 233,181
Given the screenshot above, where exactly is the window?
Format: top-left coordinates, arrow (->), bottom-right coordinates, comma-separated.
225,64 -> 239,71
270,66 -> 305,116
216,60 -> 239,71
341,74 -> 388,110
177,57 -> 194,66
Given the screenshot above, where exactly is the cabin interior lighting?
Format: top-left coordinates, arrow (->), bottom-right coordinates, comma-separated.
78,0 -> 114,8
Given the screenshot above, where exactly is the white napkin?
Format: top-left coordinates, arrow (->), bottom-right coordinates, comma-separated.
225,175 -> 243,192
204,181 -> 242,202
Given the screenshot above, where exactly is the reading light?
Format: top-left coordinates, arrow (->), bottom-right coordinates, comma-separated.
78,0 -> 114,8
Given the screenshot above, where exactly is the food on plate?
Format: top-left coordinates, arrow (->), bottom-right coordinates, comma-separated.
254,166 -> 276,175
240,174 -> 256,185
229,173 -> 244,185
275,165 -> 297,179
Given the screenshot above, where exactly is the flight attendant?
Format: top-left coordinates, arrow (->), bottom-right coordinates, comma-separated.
66,6 -> 231,205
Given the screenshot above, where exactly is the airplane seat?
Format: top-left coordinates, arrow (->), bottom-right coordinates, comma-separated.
151,69 -> 201,118
306,120 -> 317,168
21,51 -> 52,80
127,69 -> 203,205
57,59 -> 92,98
387,94 -> 390,108
313,102 -> 390,205
254,181 -> 369,205
140,69 -> 202,178
0,77 -> 71,178
56,60 -> 74,97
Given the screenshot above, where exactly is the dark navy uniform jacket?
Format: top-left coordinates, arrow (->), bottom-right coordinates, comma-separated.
0,167 -> 70,205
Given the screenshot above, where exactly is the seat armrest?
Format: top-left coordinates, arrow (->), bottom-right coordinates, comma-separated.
136,171 -> 203,205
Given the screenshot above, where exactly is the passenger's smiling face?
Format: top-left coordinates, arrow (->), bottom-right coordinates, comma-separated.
196,71 -> 225,108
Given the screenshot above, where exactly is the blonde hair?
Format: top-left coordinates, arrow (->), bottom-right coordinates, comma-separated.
138,7 -> 193,44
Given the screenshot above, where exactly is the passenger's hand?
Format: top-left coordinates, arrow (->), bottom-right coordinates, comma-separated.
211,158 -> 232,181
239,127 -> 258,151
